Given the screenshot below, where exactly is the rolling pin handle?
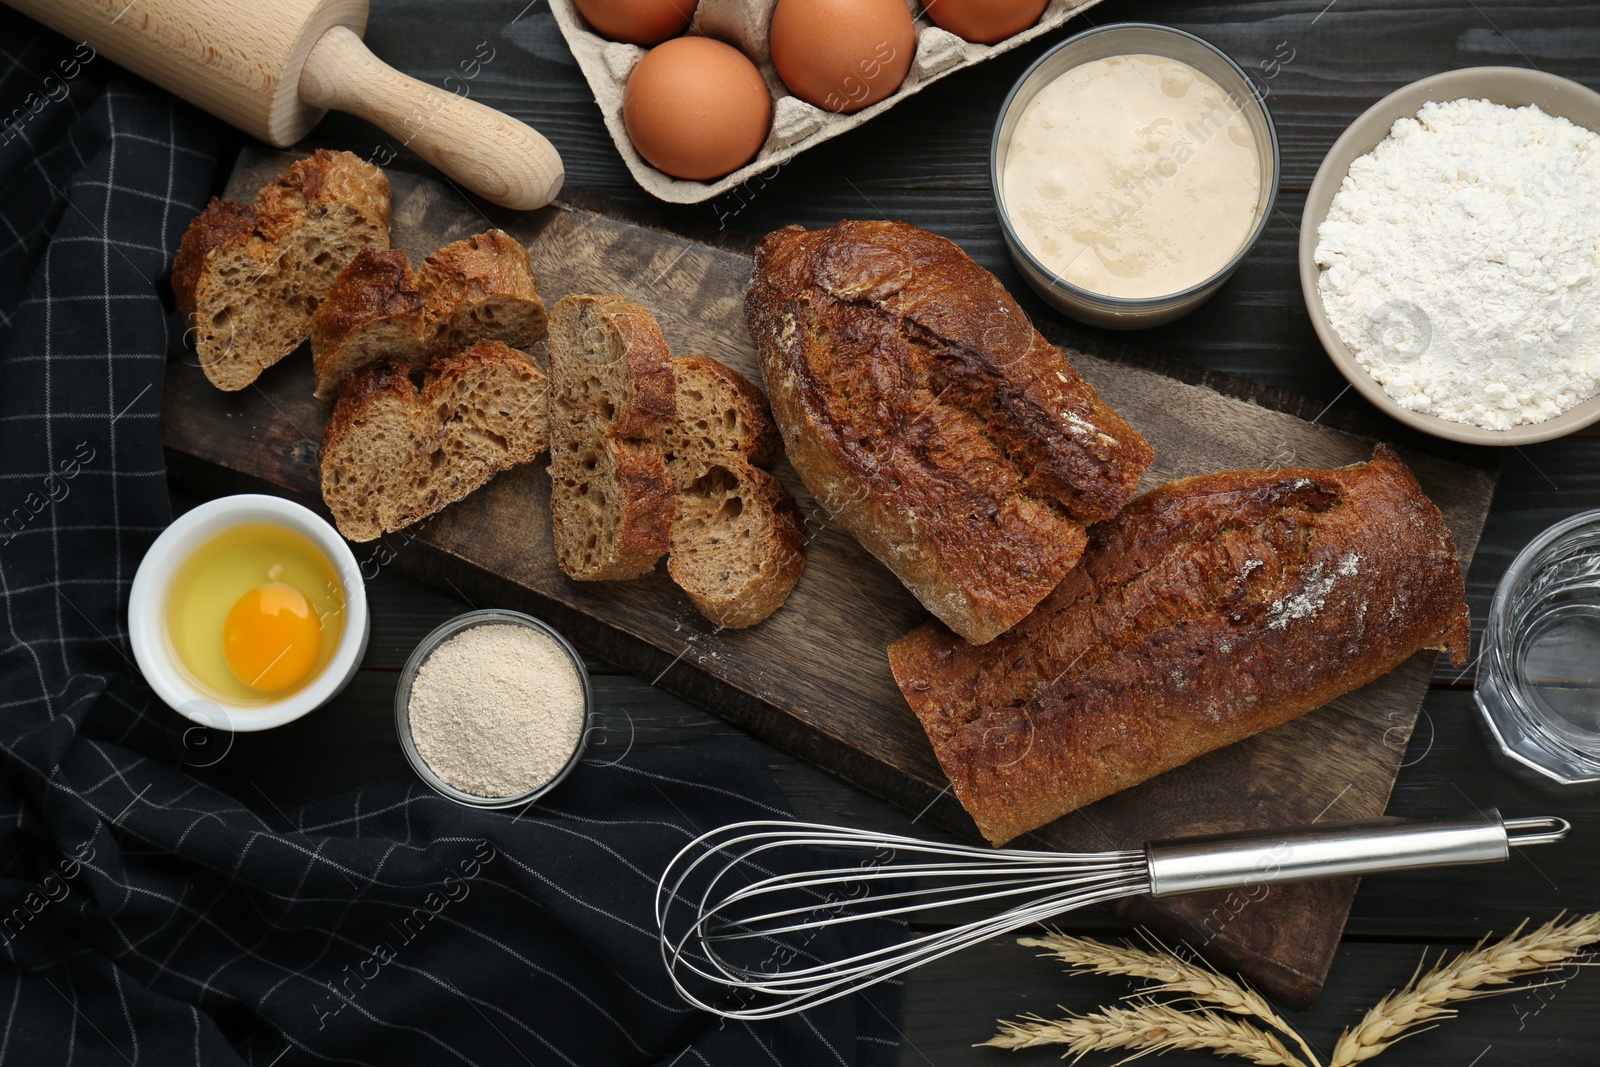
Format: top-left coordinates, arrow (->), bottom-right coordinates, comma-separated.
299,25 -> 563,211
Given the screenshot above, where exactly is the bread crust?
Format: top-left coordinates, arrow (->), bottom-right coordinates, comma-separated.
600,442 -> 677,580
888,445 -> 1472,846
582,296 -> 677,440
310,230 -> 548,401
257,149 -> 392,239
172,149 -> 391,392
746,220 -> 1153,644
321,357 -> 415,463
317,248 -> 425,342
419,228 -> 548,348
310,248 -> 427,391
171,199 -> 258,320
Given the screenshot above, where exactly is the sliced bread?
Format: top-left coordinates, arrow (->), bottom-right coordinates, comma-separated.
419,229 -> 548,350
310,229 -> 546,400
547,295 -> 676,580
320,340 -> 549,542
308,248 -> 429,397
663,355 -> 805,628
172,149 -> 391,392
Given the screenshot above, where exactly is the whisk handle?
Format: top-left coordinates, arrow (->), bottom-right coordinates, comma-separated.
1146,810 -> 1568,898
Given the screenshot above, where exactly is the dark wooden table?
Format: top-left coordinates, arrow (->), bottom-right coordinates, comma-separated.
183,2 -> 1600,1063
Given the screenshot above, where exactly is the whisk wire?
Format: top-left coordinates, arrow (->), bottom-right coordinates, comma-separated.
713,872 -> 1151,990
699,867 -> 1141,942
656,820 -> 1152,1020
670,874 -> 1152,1020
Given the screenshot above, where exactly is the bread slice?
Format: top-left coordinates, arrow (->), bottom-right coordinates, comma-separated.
663,355 -> 805,628
888,446 -> 1471,845
746,220 -> 1154,644
547,295 -> 676,580
309,248 -> 429,397
172,150 -> 390,391
310,229 -> 547,400
419,229 -> 548,350
320,340 -> 549,542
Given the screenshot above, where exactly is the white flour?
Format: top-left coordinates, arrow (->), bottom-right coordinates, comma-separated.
1315,98 -> 1600,429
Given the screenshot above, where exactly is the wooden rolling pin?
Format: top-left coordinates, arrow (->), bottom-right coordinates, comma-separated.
5,0 -> 563,210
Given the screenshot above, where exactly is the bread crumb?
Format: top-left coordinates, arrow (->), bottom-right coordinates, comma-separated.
408,624 -> 587,798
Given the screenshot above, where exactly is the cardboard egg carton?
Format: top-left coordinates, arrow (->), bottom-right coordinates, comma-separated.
549,0 -> 1106,204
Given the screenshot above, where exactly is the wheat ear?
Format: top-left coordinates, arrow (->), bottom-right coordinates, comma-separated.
983,999 -> 1310,1066
1329,910 -> 1600,1066
1019,930 -> 1322,1067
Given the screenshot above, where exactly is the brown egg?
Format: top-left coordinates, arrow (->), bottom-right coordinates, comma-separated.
574,0 -> 699,47
769,0 -> 917,114
925,0 -> 1048,45
623,37 -> 772,181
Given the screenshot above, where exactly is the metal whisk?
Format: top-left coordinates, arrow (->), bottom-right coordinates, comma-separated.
655,811 -> 1568,1019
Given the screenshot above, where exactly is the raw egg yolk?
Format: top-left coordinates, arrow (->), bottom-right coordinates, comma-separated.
222,583 -> 322,692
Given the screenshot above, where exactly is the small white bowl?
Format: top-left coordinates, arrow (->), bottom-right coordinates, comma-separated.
129,495 -> 369,732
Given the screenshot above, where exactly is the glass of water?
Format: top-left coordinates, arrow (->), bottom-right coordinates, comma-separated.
1477,509 -> 1600,784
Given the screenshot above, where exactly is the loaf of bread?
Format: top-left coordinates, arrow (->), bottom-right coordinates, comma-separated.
888,446 -> 1471,846
320,340 -> 549,542
746,220 -> 1153,645
172,150 -> 390,391
664,354 -> 806,628
547,295 -> 676,581
310,229 -> 546,399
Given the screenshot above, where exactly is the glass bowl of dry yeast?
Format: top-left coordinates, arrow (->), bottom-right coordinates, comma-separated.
395,609 -> 594,809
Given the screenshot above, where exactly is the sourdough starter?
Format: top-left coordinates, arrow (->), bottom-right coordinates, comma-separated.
1002,53 -> 1262,299
1315,98 -> 1600,430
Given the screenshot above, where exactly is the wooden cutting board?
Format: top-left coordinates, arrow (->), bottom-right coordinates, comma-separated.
162,151 -> 1498,1008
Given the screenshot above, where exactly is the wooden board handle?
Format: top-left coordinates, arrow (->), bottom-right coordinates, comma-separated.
300,25 -> 563,211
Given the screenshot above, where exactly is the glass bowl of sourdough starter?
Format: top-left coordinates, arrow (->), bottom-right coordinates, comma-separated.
1300,67 -> 1600,445
395,609 -> 594,809
991,23 -> 1279,328
1476,510 -> 1600,785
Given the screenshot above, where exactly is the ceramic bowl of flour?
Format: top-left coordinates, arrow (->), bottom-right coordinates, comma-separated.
1300,67 -> 1600,445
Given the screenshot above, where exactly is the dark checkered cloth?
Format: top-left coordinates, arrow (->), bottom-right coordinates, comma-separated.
0,15 -> 902,1065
